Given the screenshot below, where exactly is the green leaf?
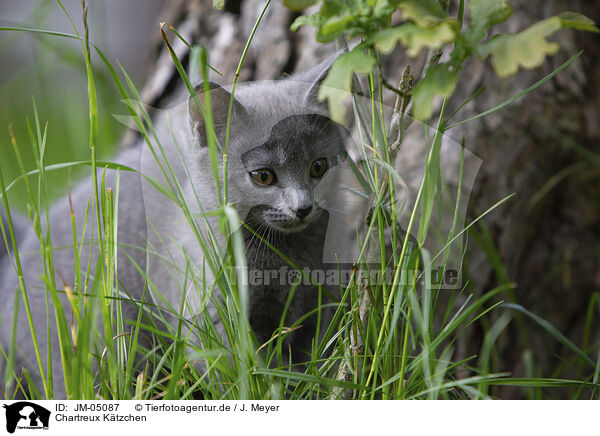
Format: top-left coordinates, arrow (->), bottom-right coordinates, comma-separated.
373,0 -> 397,22
319,13 -> 358,41
213,0 -> 224,10
479,17 -> 562,78
479,12 -> 597,78
469,0 -> 512,25
466,0 -> 513,43
558,11 -> 599,32
318,48 -> 375,123
217,209 -> 229,237
447,51 -> 582,129
398,0 -> 446,26
486,377 -> 599,388
283,0 -> 319,11
314,0 -> 362,42
320,0 -> 346,18
503,303 -> 596,368
369,20 -> 457,56
412,64 -> 458,120
290,14 -> 323,32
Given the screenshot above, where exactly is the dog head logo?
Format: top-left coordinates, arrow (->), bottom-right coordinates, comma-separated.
2,402 -> 50,433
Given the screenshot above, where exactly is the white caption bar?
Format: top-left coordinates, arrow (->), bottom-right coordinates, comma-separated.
0,400 -> 595,435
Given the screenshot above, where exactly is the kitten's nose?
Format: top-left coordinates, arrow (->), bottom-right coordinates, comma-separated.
296,206 -> 312,220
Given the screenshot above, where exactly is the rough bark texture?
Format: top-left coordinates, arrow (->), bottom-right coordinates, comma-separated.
442,0 -> 600,399
136,0 -> 600,398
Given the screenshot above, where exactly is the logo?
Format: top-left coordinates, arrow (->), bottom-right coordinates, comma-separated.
2,402 -> 50,434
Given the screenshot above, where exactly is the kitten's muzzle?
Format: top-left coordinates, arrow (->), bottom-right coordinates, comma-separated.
296,206 -> 313,220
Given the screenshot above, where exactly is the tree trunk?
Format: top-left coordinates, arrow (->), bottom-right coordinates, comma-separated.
136,0 -> 600,399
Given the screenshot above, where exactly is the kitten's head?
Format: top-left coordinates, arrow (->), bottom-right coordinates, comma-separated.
187,53 -> 351,234
238,113 -> 347,233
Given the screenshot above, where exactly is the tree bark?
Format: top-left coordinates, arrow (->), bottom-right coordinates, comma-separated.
135,0 -> 600,399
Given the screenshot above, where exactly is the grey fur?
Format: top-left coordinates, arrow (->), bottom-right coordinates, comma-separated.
0,208 -> 28,262
0,54 -> 363,398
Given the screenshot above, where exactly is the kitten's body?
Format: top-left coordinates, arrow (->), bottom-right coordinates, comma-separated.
0,56 -> 361,397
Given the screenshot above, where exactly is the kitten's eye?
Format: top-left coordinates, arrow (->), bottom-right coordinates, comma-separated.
250,169 -> 276,186
310,158 -> 327,178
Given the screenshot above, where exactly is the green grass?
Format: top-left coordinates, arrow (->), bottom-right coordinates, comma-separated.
0,1 -> 599,400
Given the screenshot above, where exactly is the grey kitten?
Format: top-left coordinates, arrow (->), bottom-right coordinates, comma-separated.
0,54 -> 360,398
142,56 -> 361,368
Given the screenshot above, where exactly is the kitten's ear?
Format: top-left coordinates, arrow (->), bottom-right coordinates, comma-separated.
302,51 -> 343,107
188,82 -> 247,146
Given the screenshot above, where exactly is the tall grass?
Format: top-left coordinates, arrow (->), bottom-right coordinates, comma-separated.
0,1 -> 599,400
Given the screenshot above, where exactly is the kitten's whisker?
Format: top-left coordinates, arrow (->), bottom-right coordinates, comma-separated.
246,221 -> 262,250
